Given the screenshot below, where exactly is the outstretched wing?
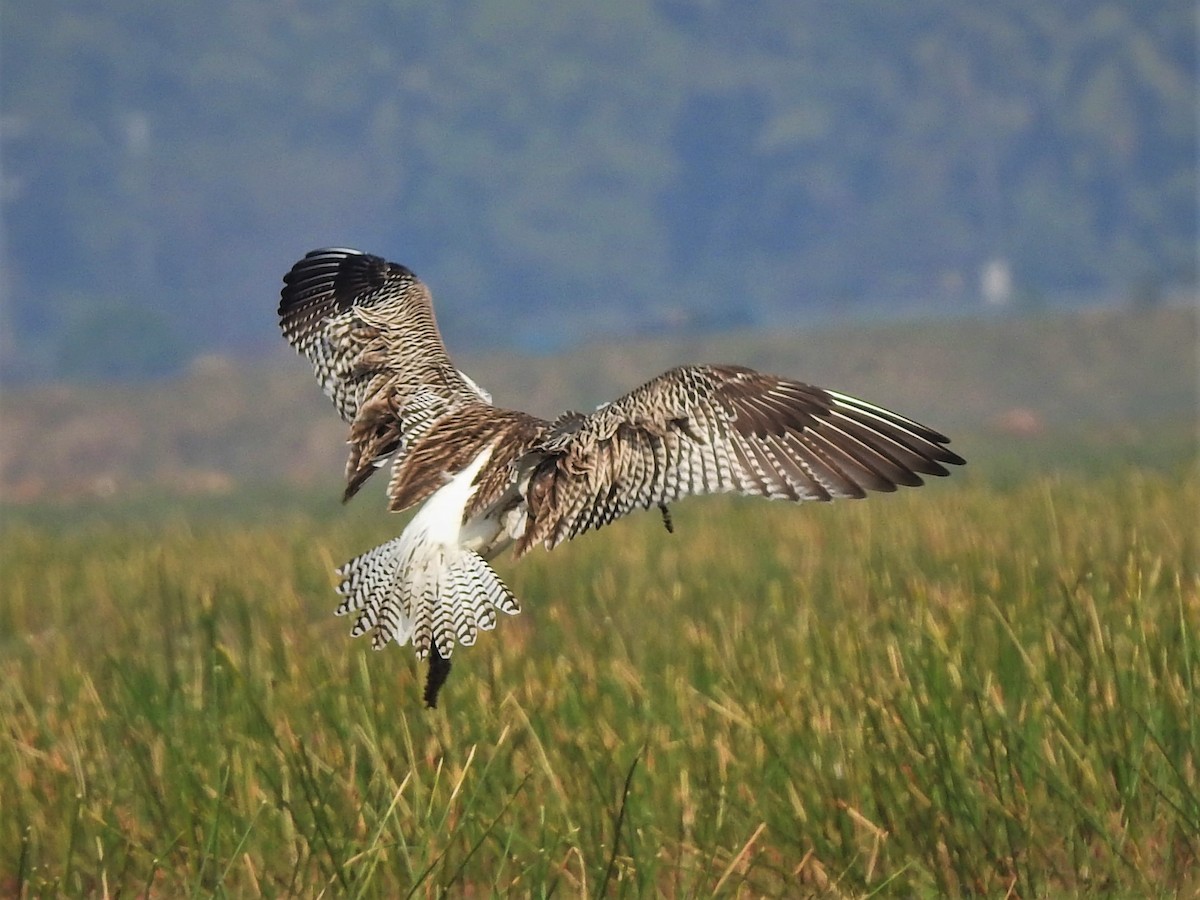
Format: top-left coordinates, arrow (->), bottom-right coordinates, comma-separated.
279,249 -> 491,501
516,364 -> 964,553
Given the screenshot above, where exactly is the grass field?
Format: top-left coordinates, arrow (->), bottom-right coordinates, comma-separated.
2,430 -> 1197,898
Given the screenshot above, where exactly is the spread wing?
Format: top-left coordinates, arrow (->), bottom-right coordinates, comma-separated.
516,364 -> 965,554
278,248 -> 491,501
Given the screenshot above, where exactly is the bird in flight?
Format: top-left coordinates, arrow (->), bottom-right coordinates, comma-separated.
279,248 -> 965,706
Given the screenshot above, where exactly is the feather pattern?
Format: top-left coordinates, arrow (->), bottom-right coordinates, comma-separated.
280,249 -> 965,705
278,248 -> 490,500
514,365 -> 963,553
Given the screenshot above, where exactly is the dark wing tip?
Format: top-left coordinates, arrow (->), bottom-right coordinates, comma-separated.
278,248 -> 418,336
820,390 -> 965,484
938,446 -> 967,468
715,372 -> 965,496
279,248 -> 363,317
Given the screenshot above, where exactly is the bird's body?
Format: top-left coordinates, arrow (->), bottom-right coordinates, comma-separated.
279,248 -> 965,705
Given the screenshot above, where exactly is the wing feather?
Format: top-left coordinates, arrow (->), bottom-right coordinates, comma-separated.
516,364 -> 964,554
278,249 -> 493,500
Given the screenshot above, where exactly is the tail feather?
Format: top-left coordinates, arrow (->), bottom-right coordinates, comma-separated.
334,539 -> 520,659
337,537 -> 414,648
429,550 -> 520,657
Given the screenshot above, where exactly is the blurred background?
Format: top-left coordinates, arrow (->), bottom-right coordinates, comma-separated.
0,0 -> 1195,501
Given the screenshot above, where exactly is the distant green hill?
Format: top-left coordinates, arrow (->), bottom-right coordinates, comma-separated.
1,306 -> 1195,503
3,2 -> 1194,379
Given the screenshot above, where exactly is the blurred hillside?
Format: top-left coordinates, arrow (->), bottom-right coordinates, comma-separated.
1,2 -> 1195,380
1,304 -> 1194,503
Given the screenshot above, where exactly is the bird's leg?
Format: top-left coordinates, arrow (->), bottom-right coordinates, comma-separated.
658,502 -> 674,534
424,643 -> 452,709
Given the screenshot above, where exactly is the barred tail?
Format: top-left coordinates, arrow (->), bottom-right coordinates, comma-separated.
335,538 -> 520,658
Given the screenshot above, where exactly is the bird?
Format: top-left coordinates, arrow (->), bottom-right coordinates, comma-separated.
278,248 -> 965,706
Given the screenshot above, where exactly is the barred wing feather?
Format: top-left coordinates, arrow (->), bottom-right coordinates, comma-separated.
517,364 -> 964,553
278,248 -> 493,501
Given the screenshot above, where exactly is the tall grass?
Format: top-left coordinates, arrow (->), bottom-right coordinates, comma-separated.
1,462 -> 1197,896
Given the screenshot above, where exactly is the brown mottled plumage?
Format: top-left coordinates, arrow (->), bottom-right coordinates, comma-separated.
279,248 -> 965,706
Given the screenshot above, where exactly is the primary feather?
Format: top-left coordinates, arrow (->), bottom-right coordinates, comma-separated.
279,248 -> 965,706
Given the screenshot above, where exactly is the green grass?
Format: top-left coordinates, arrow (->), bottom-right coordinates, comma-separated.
2,457 -> 1197,896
